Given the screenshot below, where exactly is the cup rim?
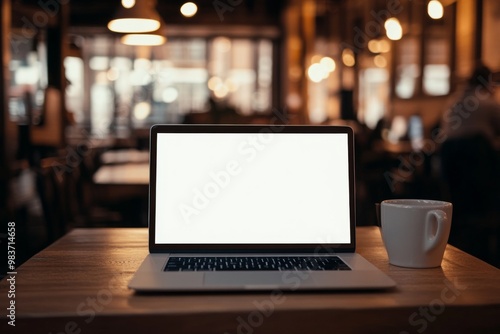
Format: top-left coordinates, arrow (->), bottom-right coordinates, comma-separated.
381,199 -> 452,209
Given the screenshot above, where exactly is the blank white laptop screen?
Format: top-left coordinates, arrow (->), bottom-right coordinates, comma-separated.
155,132 -> 351,244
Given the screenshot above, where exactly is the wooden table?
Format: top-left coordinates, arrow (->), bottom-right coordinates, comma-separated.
100,149 -> 149,165
93,163 -> 149,185
92,162 -> 149,201
1,227 -> 499,333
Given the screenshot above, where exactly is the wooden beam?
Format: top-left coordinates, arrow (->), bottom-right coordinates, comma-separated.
31,0 -> 69,148
0,0 -> 12,222
475,0 -> 483,61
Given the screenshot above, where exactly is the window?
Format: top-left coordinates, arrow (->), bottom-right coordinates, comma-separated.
393,3 -> 454,99
64,57 -> 84,123
422,35 -> 451,96
67,35 -> 274,133
395,37 -> 420,99
357,2 -> 455,129
359,68 -> 390,129
9,32 -> 47,124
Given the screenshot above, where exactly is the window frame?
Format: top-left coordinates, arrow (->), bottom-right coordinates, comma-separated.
391,2 -> 456,100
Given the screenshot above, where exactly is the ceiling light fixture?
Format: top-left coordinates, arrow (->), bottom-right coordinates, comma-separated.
121,0 -> 136,9
384,18 -> 403,41
108,0 -> 161,34
121,33 -> 166,46
120,18 -> 167,46
180,2 -> 198,18
427,0 -> 444,19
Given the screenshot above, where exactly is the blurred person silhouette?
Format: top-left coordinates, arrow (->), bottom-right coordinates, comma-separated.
439,63 -> 500,265
441,64 -> 500,146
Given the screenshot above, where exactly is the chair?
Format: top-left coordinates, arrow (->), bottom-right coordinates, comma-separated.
439,134 -> 500,266
35,151 -> 126,238
35,157 -> 71,242
440,135 -> 499,214
78,154 -> 125,227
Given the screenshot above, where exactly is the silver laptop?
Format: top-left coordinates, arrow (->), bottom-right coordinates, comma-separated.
128,124 -> 396,291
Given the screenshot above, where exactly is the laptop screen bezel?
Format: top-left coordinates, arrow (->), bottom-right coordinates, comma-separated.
148,124 -> 356,253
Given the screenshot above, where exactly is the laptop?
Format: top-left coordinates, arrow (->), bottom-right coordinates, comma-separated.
128,124 -> 396,291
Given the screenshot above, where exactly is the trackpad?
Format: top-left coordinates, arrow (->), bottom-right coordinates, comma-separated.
204,272 -> 314,289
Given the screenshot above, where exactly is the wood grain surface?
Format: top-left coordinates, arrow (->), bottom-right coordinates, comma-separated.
1,227 -> 499,333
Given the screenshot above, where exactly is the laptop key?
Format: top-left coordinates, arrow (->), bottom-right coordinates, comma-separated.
164,256 -> 351,271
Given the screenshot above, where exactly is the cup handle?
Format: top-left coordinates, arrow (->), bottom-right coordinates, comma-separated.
424,210 -> 448,252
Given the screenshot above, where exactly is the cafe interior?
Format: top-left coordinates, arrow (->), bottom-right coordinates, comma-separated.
1,0 -> 499,275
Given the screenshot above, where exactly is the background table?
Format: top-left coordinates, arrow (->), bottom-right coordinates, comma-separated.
100,149 -> 149,165
93,162 -> 150,185
91,162 -> 149,201
1,227 -> 499,333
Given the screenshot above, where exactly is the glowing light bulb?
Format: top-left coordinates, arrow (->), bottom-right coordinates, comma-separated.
307,63 -> 325,83
368,39 -> 380,53
342,49 -> 355,67
162,87 -> 179,103
121,34 -> 166,46
181,2 -> 198,17
378,39 -> 391,53
428,0 -> 444,19
384,18 -> 403,41
374,55 -> 387,68
122,0 -> 135,9
207,76 -> 223,91
320,57 -> 336,73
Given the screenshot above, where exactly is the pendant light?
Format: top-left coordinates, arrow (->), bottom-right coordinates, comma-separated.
108,0 -> 161,34
428,0 -> 444,20
120,16 -> 167,46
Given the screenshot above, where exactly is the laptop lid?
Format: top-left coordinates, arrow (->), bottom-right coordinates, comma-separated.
148,125 -> 356,254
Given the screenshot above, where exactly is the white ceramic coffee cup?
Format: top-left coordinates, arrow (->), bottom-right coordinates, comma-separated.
380,199 -> 452,268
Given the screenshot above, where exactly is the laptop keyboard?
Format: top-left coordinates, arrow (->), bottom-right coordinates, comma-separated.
164,256 -> 351,271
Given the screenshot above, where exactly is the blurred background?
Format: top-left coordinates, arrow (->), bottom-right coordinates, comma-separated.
1,0 -> 499,269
